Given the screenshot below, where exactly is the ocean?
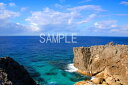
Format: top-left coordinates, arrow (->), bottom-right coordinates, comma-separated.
0,36 -> 128,85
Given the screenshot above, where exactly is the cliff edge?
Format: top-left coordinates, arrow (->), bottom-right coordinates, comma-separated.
74,42 -> 128,85
0,57 -> 37,85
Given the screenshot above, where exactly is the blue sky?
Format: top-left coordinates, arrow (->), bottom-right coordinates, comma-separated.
0,0 -> 128,36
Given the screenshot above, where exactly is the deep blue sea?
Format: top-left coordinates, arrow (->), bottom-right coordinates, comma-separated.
0,36 -> 128,85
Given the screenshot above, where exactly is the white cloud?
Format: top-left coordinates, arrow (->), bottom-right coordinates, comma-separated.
90,20 -> 128,35
0,2 -> 27,35
0,1 -> 127,36
110,24 -> 128,34
77,14 -> 96,24
0,3 -> 19,19
120,1 -> 128,5
26,8 -> 78,32
9,2 -> 16,7
26,5 -> 104,32
67,5 -> 105,12
0,19 -> 26,35
0,3 -> 6,9
94,20 -> 117,29
0,10 -> 20,19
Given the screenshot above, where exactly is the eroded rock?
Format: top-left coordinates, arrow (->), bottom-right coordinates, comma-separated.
74,42 -> 128,85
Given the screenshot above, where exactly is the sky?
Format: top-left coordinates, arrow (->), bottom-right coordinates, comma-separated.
0,0 -> 128,36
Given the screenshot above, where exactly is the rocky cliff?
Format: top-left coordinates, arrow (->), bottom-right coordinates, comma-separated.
74,42 -> 128,85
0,57 -> 37,85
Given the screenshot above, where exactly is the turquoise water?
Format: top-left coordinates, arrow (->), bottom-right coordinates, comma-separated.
0,36 -> 128,85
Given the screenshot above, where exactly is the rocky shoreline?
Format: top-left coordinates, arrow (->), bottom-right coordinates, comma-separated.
73,42 -> 128,85
0,57 -> 37,85
1,42 -> 128,85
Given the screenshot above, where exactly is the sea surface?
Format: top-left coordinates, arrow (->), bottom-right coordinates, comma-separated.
0,36 -> 128,85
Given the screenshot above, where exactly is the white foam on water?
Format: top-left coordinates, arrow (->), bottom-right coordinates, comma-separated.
91,76 -> 96,80
47,82 -> 57,85
65,63 -> 78,72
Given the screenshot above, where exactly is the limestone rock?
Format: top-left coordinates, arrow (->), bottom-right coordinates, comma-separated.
74,43 -> 128,85
75,81 -> 96,85
91,77 -> 103,84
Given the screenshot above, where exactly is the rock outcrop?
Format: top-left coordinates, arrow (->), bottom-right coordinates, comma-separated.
0,57 -> 37,85
74,42 -> 128,85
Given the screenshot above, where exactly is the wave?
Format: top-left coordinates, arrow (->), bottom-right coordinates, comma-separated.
47,82 -> 57,85
91,76 -> 96,80
65,63 -> 78,72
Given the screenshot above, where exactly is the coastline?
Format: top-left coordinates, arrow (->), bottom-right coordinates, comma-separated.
0,42 -> 128,85
74,42 -> 128,85
1,36 -> 128,85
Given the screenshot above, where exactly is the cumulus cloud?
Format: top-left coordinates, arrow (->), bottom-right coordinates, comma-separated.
2,1 -> 127,36
0,3 -> 20,19
26,5 -> 104,33
89,20 -> 128,35
0,10 -> 20,19
0,2 -> 26,35
26,8 -> 78,32
1,2 -> 105,35
120,1 -> 128,5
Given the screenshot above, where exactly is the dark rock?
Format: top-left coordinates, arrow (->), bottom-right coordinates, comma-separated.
0,57 -> 37,85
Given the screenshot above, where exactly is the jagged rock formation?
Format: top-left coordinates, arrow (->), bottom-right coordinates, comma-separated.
74,42 -> 128,85
0,57 -> 37,85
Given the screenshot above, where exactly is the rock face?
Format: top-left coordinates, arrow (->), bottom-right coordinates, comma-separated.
0,57 -> 37,85
74,43 -> 128,85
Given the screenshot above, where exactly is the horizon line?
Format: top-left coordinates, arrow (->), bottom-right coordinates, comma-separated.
0,35 -> 128,37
